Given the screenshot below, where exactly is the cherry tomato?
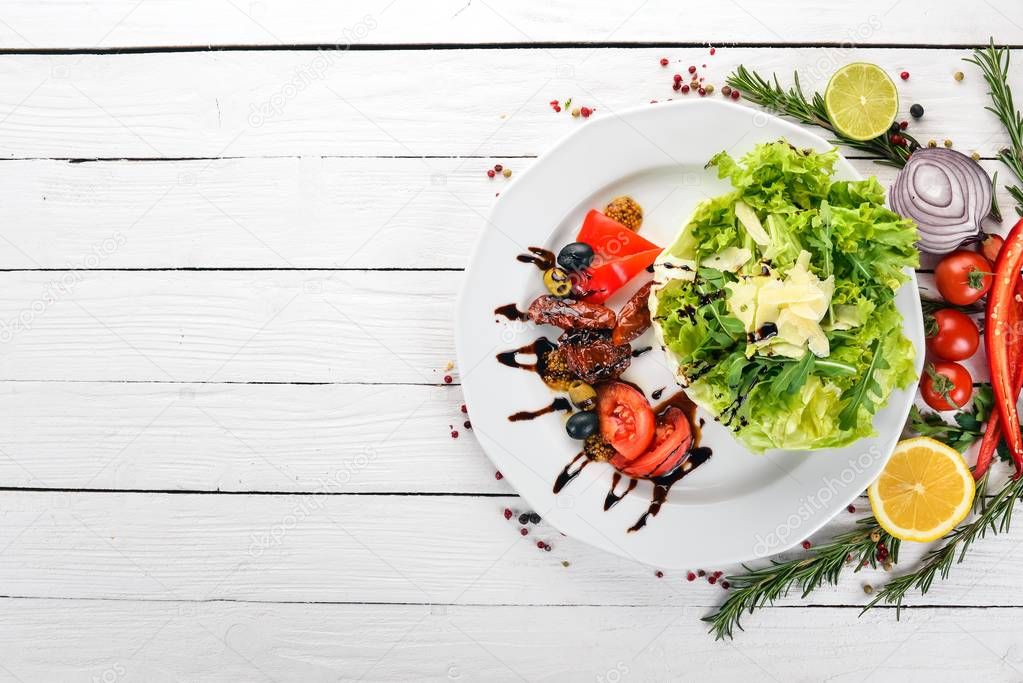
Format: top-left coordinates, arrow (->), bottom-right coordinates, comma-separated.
925,308 -> 980,361
609,406 -> 693,478
597,382 -> 655,460
920,361 -> 973,411
935,250 -> 993,305
981,233 -> 1005,263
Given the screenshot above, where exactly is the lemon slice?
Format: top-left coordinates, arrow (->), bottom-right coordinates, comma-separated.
868,437 -> 975,542
824,63 -> 899,141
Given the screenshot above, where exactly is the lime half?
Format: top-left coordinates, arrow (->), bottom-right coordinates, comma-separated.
824,63 -> 898,141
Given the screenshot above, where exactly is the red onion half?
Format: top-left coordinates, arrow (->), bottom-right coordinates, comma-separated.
888,148 -> 992,254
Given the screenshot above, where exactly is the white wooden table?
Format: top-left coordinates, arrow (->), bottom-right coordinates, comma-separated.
1,2 -> 1023,680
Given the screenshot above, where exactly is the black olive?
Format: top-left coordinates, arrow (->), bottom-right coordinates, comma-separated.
910,103 -> 924,119
518,513 -> 530,525
565,411 -> 599,439
557,242 -> 595,273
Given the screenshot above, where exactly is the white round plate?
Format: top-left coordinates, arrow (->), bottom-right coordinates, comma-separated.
455,99 -> 924,568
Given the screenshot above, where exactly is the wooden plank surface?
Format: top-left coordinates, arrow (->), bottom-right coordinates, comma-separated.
0,157 -> 1010,270
0,47 -> 1016,159
0,0 -> 1019,49
1,490 -> 1022,607
4,599 -> 1021,682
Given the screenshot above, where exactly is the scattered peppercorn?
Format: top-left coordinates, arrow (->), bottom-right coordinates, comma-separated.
443,375 -> 453,384
910,103 -> 924,119
672,82 -> 681,92
460,404 -> 467,413
495,471 -> 503,480
660,57 -> 669,66
688,65 -> 696,74
899,120 -> 908,130
698,87 -> 706,96
519,513 -> 529,524
562,560 -> 570,567
580,107 -> 592,118
712,571 -> 723,578
870,530 -> 881,543
537,541 -> 545,549
845,553 -> 853,563
503,169 -> 512,178
847,504 -> 856,513
721,85 -> 732,97
704,84 -> 715,94
954,70 -> 965,82
710,47 -> 716,55
883,560 -> 893,572
863,584 -> 874,594
494,164 -> 503,172
520,527 -> 528,535
944,139 -> 953,148
687,572 -> 696,581
802,540 -> 812,550
708,575 -> 717,585
673,73 -> 682,83
543,544 -> 551,552
503,508 -> 512,519
571,107 -> 580,117
530,512 -> 541,524
487,170 -> 495,178
890,134 -> 905,146
697,569 -> 706,577
971,151 -> 981,161
730,90 -> 740,100
463,420 -> 471,430
681,84 -> 690,94
900,71 -> 910,80
655,570 -> 664,578
450,430 -> 458,438
928,139 -> 937,148
721,581 -> 730,590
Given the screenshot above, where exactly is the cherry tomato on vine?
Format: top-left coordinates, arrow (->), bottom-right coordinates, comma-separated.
920,361 -> 973,411
934,250 -> 993,306
925,308 -> 980,361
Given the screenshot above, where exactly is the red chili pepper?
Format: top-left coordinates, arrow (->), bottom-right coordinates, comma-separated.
985,218 -> 1023,478
579,248 -> 661,304
975,270 -> 1023,479
576,210 -> 658,265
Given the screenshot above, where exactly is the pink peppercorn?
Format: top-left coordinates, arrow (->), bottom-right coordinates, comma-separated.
660,57 -> 669,66
900,71 -> 910,80
672,82 -> 681,92
520,527 -> 527,536
673,73 -> 682,83
899,121 -> 908,130
802,540 -> 812,550
460,404 -> 467,413
450,430 -> 458,438
710,47 -> 716,55
495,471 -> 503,480
655,571 -> 664,578
721,581 -> 730,590
494,164 -> 503,172
580,107 -> 592,117
847,504 -> 856,513
688,65 -> 696,74
730,90 -> 740,100
708,575 -> 717,585
687,572 -> 696,581
443,375 -> 453,384
698,88 -> 706,96
504,508 -> 512,520
486,170 -> 495,178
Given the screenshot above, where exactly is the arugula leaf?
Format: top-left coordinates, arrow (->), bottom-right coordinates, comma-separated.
770,352 -> 816,395
837,340 -> 889,431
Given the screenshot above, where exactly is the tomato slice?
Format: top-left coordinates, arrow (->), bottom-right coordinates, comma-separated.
597,382 -> 655,460
610,407 -> 693,479
577,210 -> 658,265
580,248 -> 662,304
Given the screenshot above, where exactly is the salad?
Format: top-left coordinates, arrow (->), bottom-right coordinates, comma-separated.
650,141 -> 920,451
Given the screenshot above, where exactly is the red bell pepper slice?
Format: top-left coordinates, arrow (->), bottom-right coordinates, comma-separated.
577,210 -> 658,267
580,248 -> 662,304
984,218 -> 1023,478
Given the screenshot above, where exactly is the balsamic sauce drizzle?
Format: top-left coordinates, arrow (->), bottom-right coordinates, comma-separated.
604,472 -> 638,511
494,303 -> 528,321
508,397 -> 572,422
516,246 -> 556,271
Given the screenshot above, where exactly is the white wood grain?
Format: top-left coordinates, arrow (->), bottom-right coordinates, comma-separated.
0,157 -> 1012,269
0,490 -> 1020,607
0,381 -> 506,493
0,48 -> 1015,158
0,270 -> 460,383
0,0 -> 1019,48
2,599 -> 1021,683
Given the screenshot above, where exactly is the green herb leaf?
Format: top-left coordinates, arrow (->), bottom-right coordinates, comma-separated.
837,339 -> 888,430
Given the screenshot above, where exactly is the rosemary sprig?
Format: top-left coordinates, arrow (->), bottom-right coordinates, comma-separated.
965,40 -> 1023,215
703,518 -> 898,639
726,65 -> 920,168
863,474 -> 1023,615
